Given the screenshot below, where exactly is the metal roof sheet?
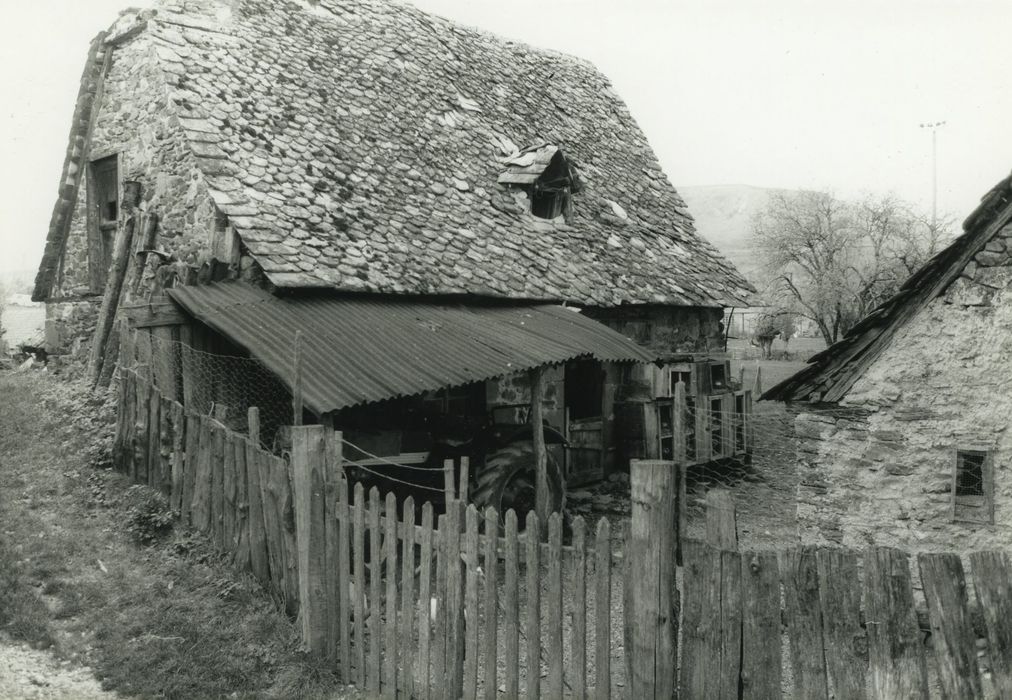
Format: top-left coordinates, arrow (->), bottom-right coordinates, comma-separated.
168,283 -> 657,415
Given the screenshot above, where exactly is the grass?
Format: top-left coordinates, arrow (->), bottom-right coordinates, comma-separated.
0,370 -> 359,699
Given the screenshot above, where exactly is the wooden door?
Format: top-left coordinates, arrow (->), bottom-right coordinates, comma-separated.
567,414 -> 604,485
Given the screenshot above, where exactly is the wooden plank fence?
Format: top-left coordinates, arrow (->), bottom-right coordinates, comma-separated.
114,370 -> 1012,699
113,368 -> 299,611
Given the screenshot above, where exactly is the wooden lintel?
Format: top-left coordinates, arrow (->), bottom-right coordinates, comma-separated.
122,300 -> 189,328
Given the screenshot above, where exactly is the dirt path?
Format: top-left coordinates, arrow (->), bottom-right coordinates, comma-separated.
0,639 -> 114,699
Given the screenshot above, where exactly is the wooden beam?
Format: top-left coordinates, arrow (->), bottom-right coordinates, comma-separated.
530,366 -> 550,523
87,199 -> 142,386
121,299 -> 188,328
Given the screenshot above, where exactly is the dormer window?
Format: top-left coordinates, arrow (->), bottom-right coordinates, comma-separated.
498,144 -> 580,220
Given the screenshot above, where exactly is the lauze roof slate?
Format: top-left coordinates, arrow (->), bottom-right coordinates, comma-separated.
139,0 -> 753,307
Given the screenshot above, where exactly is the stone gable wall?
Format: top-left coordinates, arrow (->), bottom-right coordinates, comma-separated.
47,29 -> 219,355
796,223 -> 1012,551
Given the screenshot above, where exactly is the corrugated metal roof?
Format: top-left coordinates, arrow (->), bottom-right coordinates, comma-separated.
168,282 -> 656,415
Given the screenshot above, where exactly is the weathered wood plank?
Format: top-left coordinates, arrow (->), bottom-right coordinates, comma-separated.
572,516 -> 587,700
337,479 -> 352,682
133,376 -> 150,484
245,409 -> 268,583
547,512 -> 564,699
114,371 -> 134,473
417,503 -> 434,700
291,426 -> 328,655
740,550 -> 782,699
232,435 -> 250,570
146,386 -> 160,489
368,487 -> 382,692
210,423 -> 226,549
462,505 -> 480,700
222,429 -> 237,555
969,551 -> 1012,698
169,401 -> 185,512
816,548 -> 867,700
705,488 -> 738,552
782,546 -> 829,700
679,539 -> 719,699
121,299 -> 188,328
260,454 -> 285,604
191,417 -> 212,532
157,394 -> 173,496
150,325 -> 176,397
482,507 -> 499,700
525,511 -> 541,700
718,548 -> 743,699
399,496 -> 416,700
445,502 -> 465,700
919,553 -> 982,700
503,510 -> 520,700
323,479 -> 338,662
627,460 -> 677,699
594,519 -> 611,700
432,512 -> 447,698
278,457 -> 300,616
181,412 -> 199,526
383,491 -> 398,699
863,547 -> 928,699
352,482 -> 367,689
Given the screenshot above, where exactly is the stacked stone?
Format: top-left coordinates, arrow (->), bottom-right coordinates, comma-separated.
946,223 -> 1012,307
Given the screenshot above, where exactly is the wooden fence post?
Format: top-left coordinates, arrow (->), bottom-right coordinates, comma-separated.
705,488 -> 738,552
291,424 -> 328,656
530,366 -> 550,524
626,459 -> 677,699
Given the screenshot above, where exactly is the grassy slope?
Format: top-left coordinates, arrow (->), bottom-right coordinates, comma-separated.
0,371 -> 356,699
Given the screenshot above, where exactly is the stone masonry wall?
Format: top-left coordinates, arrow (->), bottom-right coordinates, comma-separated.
796,222 -> 1012,553
46,21 -> 220,354
583,305 -> 723,357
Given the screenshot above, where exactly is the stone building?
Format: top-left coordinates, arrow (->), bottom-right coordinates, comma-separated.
33,0 -> 752,503
765,172 -> 1012,551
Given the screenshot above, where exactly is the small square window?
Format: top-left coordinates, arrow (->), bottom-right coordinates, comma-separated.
952,448 -> 993,524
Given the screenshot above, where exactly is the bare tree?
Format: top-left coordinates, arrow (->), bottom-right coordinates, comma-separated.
752,190 -> 952,346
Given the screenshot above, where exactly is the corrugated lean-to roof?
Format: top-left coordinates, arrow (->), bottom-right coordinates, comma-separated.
168,282 -> 657,414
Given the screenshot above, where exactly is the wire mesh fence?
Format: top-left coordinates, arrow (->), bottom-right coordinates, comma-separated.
133,331 -> 294,450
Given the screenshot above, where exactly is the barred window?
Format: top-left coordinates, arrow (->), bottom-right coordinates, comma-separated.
952,448 -> 993,524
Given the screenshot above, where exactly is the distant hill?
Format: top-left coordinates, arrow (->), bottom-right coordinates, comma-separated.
677,184 -> 786,283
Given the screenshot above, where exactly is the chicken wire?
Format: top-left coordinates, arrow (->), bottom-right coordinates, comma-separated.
140,332 -> 294,450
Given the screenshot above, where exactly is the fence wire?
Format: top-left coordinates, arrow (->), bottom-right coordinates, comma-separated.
138,332 -> 294,450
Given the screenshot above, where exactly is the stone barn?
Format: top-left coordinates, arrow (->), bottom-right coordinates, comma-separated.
32,0 -> 753,508
765,172 -> 1012,551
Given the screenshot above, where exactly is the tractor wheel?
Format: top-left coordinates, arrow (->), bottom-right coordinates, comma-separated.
472,441 -> 564,524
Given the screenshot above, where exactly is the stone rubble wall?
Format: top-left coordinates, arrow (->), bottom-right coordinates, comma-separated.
796,223 -> 1012,553
47,23 -> 221,354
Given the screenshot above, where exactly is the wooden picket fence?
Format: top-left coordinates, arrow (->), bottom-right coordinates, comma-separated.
290,423 -> 621,700
114,369 -> 1012,699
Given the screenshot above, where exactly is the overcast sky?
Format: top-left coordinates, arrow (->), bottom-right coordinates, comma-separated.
2,0 -> 1010,275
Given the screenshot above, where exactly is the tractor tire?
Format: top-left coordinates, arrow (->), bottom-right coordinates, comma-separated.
472,441 -> 564,524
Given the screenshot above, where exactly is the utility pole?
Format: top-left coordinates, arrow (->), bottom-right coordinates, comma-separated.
919,120 -> 946,230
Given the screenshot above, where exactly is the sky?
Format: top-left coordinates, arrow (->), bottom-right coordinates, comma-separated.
1,0 -> 1011,276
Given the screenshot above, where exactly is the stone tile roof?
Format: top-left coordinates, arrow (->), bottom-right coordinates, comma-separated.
144,0 -> 752,306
